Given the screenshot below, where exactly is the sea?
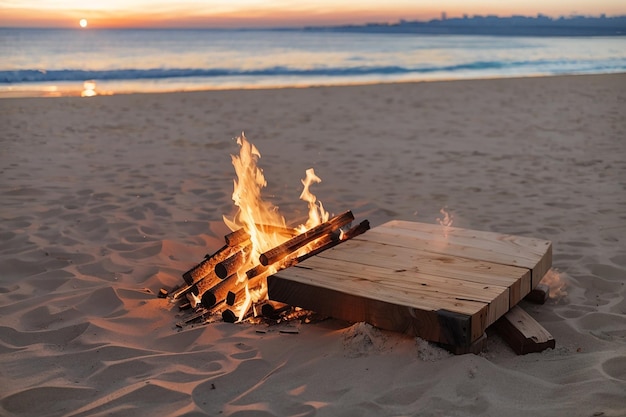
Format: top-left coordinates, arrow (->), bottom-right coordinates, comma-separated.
1,28 -> 625,97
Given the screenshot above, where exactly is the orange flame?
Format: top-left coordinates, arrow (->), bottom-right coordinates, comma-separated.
222,134 -> 287,261
222,133 -> 330,320
298,168 -> 329,232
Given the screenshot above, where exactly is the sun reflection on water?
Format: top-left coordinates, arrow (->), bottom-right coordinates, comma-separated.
81,80 -> 97,97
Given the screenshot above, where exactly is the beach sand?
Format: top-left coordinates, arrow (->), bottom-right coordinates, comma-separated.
1,74 -> 625,416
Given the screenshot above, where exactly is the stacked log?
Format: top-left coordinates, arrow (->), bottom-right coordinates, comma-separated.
167,211 -> 369,327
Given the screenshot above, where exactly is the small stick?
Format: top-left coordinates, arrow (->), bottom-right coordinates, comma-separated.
170,283 -> 194,300
176,308 -> 209,327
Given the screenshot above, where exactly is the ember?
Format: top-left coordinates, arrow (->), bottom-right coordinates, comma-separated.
170,134 -> 369,326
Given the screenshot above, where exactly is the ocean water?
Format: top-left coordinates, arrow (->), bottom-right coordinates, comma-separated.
1,28 -> 625,97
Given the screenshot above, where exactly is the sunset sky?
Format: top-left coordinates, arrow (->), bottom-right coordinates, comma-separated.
1,0 -> 624,28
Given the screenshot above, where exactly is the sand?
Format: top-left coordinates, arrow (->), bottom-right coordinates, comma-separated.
1,73 -> 625,417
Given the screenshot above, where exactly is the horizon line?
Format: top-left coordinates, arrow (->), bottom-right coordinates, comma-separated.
1,12 -> 625,31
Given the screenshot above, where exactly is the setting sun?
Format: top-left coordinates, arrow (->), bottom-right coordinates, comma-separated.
79,18 -> 87,28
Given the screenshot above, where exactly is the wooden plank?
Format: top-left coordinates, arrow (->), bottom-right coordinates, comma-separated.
286,263 -> 493,316
494,305 -> 556,354
361,227 -> 535,292
268,274 -> 486,346
314,237 -> 530,306
371,220 -> 551,288
292,258 -> 510,326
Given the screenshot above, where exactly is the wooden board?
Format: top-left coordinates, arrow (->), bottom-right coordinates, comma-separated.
268,220 -> 552,348
494,305 -> 556,354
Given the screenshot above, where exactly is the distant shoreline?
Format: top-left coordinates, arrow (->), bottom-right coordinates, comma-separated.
301,15 -> 626,37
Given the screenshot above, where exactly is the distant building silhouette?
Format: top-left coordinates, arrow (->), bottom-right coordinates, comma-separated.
303,14 -> 626,36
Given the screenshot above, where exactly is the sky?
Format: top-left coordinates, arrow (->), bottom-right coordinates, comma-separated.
1,0 -> 625,28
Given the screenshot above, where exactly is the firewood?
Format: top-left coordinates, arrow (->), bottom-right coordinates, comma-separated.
259,210 -> 355,266
258,300 -> 291,318
224,229 -> 249,247
215,243 -> 252,279
246,264 -> 268,279
194,274 -> 222,300
207,274 -> 267,311
295,219 -> 370,263
182,243 -> 245,285
244,220 -> 369,279
170,283 -> 194,300
221,307 -> 255,323
226,291 -> 236,306
200,273 -> 245,309
201,291 -> 218,309
222,309 -> 238,323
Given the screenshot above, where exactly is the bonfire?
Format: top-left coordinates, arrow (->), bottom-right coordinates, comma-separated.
166,134 -> 369,326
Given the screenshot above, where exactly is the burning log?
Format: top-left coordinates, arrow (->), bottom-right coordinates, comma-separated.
245,264 -> 269,280
199,271 -> 265,309
226,291 -> 236,306
215,243 -> 252,279
182,243 -> 247,285
200,274 -> 239,309
256,300 -> 291,318
295,219 -> 370,263
259,210 -> 355,266
222,307 -> 254,323
172,215 -> 369,326
224,229 -> 250,247
222,309 -> 238,323
216,224 -> 302,279
206,273 -> 268,311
